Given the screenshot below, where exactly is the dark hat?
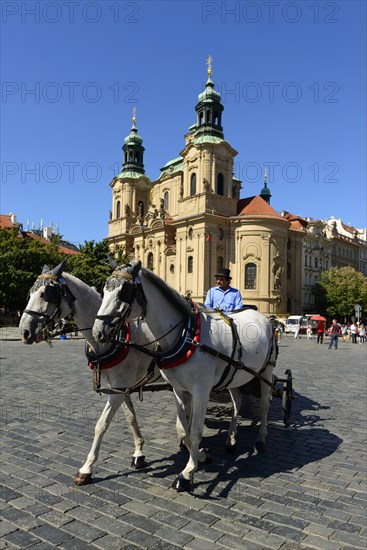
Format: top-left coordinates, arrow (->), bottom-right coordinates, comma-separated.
214,267 -> 232,279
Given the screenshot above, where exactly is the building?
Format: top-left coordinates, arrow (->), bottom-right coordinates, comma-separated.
106,64 -> 366,315
0,214 -> 80,256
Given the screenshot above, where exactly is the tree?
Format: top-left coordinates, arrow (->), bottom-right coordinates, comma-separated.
314,266 -> 367,319
0,228 -> 63,312
66,240 -> 127,292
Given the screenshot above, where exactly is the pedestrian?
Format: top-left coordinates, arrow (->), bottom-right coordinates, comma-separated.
294,324 -> 301,340
316,320 -> 325,344
205,268 -> 243,312
341,324 -> 348,342
350,322 -> 358,343
358,323 -> 365,344
328,319 -> 341,349
306,324 -> 313,339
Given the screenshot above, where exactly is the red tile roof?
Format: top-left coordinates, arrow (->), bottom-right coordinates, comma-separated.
237,196 -> 282,217
24,232 -> 80,255
0,215 -> 14,229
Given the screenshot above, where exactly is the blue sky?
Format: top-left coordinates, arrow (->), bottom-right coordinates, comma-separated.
2,0 -> 366,246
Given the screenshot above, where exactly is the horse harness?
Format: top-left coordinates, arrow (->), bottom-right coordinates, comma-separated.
102,269 -> 275,390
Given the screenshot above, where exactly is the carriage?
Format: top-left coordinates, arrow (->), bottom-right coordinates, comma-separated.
19,259 -> 295,492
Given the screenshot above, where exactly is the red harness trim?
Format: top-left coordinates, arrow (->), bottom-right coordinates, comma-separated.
88,324 -> 131,370
159,302 -> 201,370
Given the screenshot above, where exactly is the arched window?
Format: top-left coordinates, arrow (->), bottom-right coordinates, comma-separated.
190,173 -> 196,196
187,256 -> 193,273
245,263 -> 257,290
116,201 -> 121,219
217,173 -> 224,196
135,152 -> 139,163
287,262 -> 291,279
164,191 -> 169,211
147,252 -> 154,271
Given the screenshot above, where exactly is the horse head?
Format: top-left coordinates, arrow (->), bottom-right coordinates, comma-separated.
19,258 -> 76,344
93,260 -> 145,343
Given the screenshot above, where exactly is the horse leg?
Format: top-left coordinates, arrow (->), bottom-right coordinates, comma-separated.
121,394 -> 146,469
172,391 -> 210,492
174,391 -> 209,464
74,395 -> 123,485
226,388 -> 242,452
255,365 -> 273,452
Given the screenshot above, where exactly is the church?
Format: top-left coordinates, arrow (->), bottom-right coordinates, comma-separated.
106,61 -> 366,315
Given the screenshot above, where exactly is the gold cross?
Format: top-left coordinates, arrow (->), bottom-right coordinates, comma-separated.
206,54 -> 213,76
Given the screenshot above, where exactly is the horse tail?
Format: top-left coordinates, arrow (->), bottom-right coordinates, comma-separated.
268,333 -> 278,367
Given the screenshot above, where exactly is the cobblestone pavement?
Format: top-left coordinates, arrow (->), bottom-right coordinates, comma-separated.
1,331 -> 366,549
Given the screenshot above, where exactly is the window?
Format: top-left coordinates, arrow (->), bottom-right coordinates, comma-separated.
188,256 -> 193,273
287,262 -> 291,279
190,173 -> 196,196
188,227 -> 193,240
147,252 -> 154,271
170,263 -> 175,274
315,257 -> 318,268
245,263 -> 257,289
217,173 -> 224,196
164,191 -> 169,211
137,200 -> 144,217
218,228 -> 224,241
116,201 -> 121,219
217,256 -> 224,270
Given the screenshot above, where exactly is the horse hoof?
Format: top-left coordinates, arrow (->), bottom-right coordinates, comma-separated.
172,477 -> 190,492
131,455 -> 146,469
255,441 -> 266,453
199,448 -> 212,464
73,472 -> 92,485
226,443 -> 237,454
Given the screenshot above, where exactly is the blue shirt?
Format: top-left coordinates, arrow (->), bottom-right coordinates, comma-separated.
204,286 -> 243,312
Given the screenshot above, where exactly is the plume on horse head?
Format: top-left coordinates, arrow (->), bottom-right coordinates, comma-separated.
40,257 -> 68,278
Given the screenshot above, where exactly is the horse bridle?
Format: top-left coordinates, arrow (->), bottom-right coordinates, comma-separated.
24,274 -> 76,332
95,270 -> 147,336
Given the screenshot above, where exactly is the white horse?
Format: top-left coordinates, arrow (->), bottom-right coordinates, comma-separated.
93,261 -> 278,492
19,259 -> 162,485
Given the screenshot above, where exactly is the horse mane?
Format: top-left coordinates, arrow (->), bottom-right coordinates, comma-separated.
141,268 -> 191,317
62,272 -> 101,299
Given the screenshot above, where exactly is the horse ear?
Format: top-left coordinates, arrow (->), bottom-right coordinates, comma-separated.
106,255 -> 119,269
52,257 -> 68,278
130,260 -> 141,278
41,264 -> 50,273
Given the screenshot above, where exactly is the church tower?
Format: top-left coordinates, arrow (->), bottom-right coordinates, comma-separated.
177,55 -> 241,219
108,109 -> 152,251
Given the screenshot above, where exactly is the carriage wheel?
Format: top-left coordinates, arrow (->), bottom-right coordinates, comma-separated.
282,369 -> 294,426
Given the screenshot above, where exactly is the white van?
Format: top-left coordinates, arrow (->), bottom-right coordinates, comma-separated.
285,315 -> 303,334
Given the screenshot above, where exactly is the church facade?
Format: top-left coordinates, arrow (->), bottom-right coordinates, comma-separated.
106,66 -> 366,315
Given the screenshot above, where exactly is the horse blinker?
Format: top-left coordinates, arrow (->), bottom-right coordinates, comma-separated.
43,284 -> 60,304
117,282 -> 135,304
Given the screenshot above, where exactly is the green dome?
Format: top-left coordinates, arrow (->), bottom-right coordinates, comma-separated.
198,77 -> 221,103
124,125 -> 143,145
